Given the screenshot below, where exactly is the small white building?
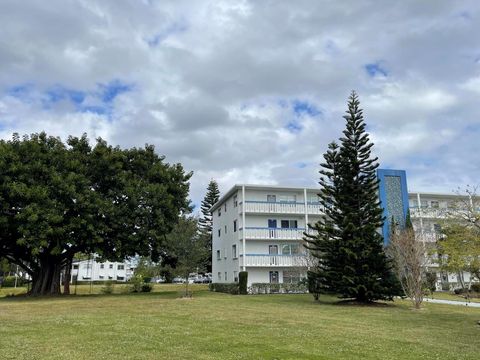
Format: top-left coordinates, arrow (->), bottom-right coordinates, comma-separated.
211,184 -> 478,290
71,258 -> 134,283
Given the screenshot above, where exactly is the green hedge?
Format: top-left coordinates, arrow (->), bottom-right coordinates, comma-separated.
250,282 -> 308,295
209,283 -> 239,295
1,276 -> 28,288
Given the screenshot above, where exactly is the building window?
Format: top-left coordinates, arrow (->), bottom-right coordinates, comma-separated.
224,203 -> 227,212
216,250 -> 221,260
433,223 -> 442,233
100,264 -> 104,269
218,272 -> 222,281
225,225 -> 227,234
109,264 -> 113,269
117,276 -> 124,281
72,264 -> 79,270
267,194 -> 276,202
224,248 -> 227,259
282,244 -> 300,255
218,229 -> 221,237
269,271 -> 279,284
233,271 -> 238,282
118,264 -> 124,270
233,220 -> 237,232
233,195 -> 238,207
83,263 -> 92,269
99,275 -> 104,279
232,244 -> 237,258
218,208 -> 221,217
281,220 -> 298,228
279,195 -> 296,203
225,272 -> 227,281
283,271 -> 302,284
431,201 -> 439,208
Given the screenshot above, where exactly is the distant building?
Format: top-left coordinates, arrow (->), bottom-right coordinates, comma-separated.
71,258 -> 135,283
211,171 -> 478,290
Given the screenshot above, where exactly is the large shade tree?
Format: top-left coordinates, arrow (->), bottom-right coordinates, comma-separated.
0,133 -> 191,296
305,92 -> 401,303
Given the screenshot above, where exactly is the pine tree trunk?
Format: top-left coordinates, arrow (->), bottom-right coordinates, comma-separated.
30,258 -> 62,296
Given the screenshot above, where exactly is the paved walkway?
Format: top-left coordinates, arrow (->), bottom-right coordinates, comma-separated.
423,298 -> 480,308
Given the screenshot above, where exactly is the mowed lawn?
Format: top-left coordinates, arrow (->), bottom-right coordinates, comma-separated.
0,285 -> 479,360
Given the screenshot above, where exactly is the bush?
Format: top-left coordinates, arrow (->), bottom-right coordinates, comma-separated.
141,283 -> 153,293
128,274 -> 145,293
101,281 -> 114,294
249,282 -> 308,295
470,283 -> 480,293
0,276 -> 27,288
424,272 -> 437,294
208,283 -> 239,294
239,271 -> 248,295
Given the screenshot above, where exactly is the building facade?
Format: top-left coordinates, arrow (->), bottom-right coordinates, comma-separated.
211,182 -> 477,289
71,258 -> 135,283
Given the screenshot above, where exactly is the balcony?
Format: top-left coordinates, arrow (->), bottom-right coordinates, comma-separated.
242,201 -> 323,215
240,254 -> 307,267
241,227 -> 316,240
409,207 -> 454,219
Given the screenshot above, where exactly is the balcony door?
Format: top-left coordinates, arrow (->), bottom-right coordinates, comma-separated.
268,219 -> 277,238
269,245 -> 278,266
269,271 -> 279,284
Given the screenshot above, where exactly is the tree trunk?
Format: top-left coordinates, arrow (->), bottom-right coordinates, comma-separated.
30,258 -> 62,296
63,257 -> 73,295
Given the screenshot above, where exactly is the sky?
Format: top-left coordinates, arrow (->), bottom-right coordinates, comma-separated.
1,0 -> 479,210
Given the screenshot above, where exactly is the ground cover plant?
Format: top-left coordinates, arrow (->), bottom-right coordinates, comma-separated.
0,285 -> 478,360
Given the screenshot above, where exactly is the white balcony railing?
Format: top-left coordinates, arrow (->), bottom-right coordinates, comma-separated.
242,201 -> 324,215
241,227 -> 317,240
240,254 -> 307,267
409,207 -> 453,219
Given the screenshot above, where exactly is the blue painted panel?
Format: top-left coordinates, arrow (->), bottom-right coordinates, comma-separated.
377,169 -> 409,245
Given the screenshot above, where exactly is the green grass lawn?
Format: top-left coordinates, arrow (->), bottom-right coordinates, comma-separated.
0,285 -> 479,360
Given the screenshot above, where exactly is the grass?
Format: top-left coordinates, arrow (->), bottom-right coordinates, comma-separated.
0,285 -> 479,360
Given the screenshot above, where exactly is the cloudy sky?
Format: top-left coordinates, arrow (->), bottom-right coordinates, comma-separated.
1,0 -> 479,208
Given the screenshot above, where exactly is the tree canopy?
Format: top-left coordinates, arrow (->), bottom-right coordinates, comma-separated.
0,132 -> 191,295
305,92 -> 401,303
198,179 -> 220,272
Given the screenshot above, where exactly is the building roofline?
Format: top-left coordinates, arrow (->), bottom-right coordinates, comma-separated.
210,184 -> 321,212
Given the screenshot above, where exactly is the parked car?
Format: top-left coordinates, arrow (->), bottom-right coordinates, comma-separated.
172,277 -> 186,284
193,276 -> 205,284
154,277 -> 166,283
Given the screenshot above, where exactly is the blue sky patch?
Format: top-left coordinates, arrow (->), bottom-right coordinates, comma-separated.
146,20 -> 188,47
294,162 -> 308,169
292,100 -> 321,117
286,120 -> 302,134
365,63 -> 388,77
97,80 -> 133,103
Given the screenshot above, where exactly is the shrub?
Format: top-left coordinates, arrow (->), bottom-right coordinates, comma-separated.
0,276 -> 27,288
239,271 -> 248,295
470,283 -> 480,293
141,283 -> 153,293
208,283 -> 239,294
101,281 -> 114,294
423,272 -> 437,294
128,275 -> 144,293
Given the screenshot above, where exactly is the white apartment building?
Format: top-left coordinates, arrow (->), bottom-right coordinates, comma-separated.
71,258 -> 135,283
211,184 -> 478,289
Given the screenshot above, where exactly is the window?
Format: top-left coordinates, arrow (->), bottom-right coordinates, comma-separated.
283,271 -> 302,284
224,203 -> 227,212
224,248 -> 227,259
218,208 -> 221,217
282,244 -> 300,255
225,225 -> 227,234
309,195 -> 320,204
225,272 -> 227,281
279,195 -> 296,203
233,220 -> 237,232
218,229 -> 221,237
118,264 -> 125,270
109,264 -> 113,269
233,195 -> 238,207
232,244 -> 237,258
433,223 -> 442,233
234,271 -> 238,282
99,275 -> 104,279
281,220 -> 298,228
431,201 -> 439,208
267,194 -> 276,202
100,264 -> 104,269
269,271 -> 279,284
218,272 -> 222,281
72,264 -> 79,270
83,263 -> 92,269
216,250 -> 221,260
117,276 -> 124,281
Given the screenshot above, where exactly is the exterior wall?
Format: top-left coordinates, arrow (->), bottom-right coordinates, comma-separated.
212,189 -> 242,283
71,259 -> 134,282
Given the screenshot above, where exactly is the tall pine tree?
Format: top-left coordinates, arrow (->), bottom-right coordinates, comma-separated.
199,180 -> 220,272
305,91 -> 401,303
